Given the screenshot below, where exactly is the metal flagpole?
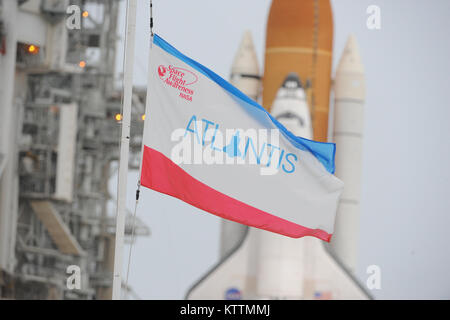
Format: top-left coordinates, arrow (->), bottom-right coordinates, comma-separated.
124,0 -> 154,300
112,0 -> 138,300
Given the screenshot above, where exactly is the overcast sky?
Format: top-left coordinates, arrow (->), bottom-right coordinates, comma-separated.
114,0 -> 450,299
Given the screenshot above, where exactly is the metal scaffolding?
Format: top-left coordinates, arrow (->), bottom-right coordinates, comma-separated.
0,0 -> 149,300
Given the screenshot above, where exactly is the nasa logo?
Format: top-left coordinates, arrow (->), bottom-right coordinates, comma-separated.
314,291 -> 332,300
225,287 -> 242,300
157,64 -> 197,102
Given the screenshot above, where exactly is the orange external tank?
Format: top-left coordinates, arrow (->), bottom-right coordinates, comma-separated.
263,0 -> 334,142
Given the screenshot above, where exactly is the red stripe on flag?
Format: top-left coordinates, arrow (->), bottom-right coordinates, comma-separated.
140,145 -> 332,242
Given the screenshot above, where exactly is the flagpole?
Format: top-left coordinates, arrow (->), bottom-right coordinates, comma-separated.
112,0 -> 138,300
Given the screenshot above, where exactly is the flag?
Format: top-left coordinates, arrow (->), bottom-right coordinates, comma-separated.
140,34 -> 343,242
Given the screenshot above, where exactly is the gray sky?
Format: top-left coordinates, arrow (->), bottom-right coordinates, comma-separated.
114,0 -> 450,299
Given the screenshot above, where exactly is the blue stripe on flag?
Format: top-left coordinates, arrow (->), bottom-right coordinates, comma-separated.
152,34 -> 336,174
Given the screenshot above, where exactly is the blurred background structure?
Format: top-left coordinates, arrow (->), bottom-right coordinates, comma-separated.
0,0 -> 149,299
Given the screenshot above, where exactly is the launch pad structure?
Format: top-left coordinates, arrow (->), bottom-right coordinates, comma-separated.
0,0 -> 149,300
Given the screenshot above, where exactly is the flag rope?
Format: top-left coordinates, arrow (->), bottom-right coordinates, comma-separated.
124,183 -> 141,299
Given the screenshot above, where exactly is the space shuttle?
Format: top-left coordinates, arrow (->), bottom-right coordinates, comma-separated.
187,0 -> 369,300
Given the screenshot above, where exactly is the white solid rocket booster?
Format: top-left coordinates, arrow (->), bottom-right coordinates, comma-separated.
330,35 -> 366,274
220,31 -> 261,259
229,30 -> 261,101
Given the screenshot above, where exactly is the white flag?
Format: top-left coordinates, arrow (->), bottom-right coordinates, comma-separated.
140,34 -> 343,242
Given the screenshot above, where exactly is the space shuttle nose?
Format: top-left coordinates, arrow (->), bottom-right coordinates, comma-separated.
282,72 -> 303,89
270,73 -> 313,139
230,31 -> 261,100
